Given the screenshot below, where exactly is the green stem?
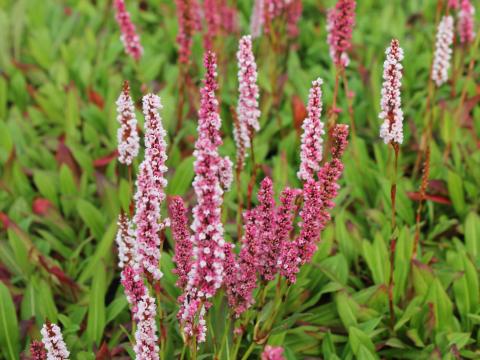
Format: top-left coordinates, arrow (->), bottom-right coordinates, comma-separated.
240,342 -> 256,360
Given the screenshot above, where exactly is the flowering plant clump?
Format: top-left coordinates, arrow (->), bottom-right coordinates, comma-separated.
6,1 -> 480,360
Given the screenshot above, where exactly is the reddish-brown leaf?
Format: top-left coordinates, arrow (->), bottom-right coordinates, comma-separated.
292,95 -> 307,134
93,150 -> 118,168
407,192 -> 451,205
88,87 -> 105,109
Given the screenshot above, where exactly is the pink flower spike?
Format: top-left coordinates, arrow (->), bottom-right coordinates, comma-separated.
379,39 -> 404,145
179,51 -> 230,343
327,0 -> 356,67
116,81 -> 140,165
250,0 -> 265,39
121,265 -> 147,315
133,94 -> 169,281
458,0 -> 475,44
113,0 -> 144,61
169,196 -> 192,289
262,345 -> 286,360
134,293 -> 160,360
115,213 -> 136,269
40,322 -> 70,360
30,341 -> 47,360
448,0 -> 459,9
235,35 -> 261,170
298,78 -> 325,182
286,0 -> 303,38
142,94 -> 169,199
224,241 -> 257,316
255,178 -> 277,281
175,0 -> 201,64
432,16 -> 454,87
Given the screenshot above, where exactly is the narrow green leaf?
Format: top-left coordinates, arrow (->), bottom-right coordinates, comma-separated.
0,282 -> 19,360
86,268 -> 106,346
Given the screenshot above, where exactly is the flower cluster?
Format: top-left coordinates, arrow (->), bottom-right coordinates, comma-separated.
30,341 -> 47,360
133,294 -> 160,360
280,125 -> 349,282
234,35 -> 261,170
113,0 -> 143,61
262,345 -> 286,360
379,39 -> 404,145
177,51 -> 233,342
225,182 -> 301,315
298,78 -> 325,182
458,0 -> 475,44
116,80 -> 140,165
432,16 -> 454,87
133,94 -> 169,281
40,322 -> 70,360
175,0 -> 201,64
326,0 -> 356,67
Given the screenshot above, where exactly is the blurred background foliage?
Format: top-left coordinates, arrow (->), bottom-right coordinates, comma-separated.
0,0 -> 479,358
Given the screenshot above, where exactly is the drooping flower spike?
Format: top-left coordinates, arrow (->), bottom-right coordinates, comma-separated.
30,341 -> 47,360
432,16 -> 454,87
40,322 -> 70,360
133,94 -> 169,281
113,0 -> 144,61
116,80 -> 140,165
235,35 -> 261,170
175,0 -> 201,64
178,51 -> 233,342
326,0 -> 357,67
458,0 -> 475,44
298,78 -> 325,182
379,39 -> 404,145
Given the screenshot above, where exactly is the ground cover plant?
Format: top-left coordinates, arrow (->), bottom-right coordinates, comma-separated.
0,0 -> 479,359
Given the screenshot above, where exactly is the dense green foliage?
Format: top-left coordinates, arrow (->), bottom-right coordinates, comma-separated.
0,0 -> 479,359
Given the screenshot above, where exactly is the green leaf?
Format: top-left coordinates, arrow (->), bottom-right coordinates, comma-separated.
447,171 -> 465,216
33,170 -> 59,206
348,327 -> 377,358
106,297 -> 128,324
335,291 -> 358,328
78,220 -> 117,283
167,156 -> 195,195
76,199 -> 106,240
0,282 -> 19,360
86,268 -> 106,346
464,212 -> 480,259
